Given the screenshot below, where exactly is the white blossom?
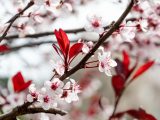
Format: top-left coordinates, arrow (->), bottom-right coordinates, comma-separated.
53,60 -> 65,76
27,84 -> 39,102
38,87 -> 57,110
61,79 -> 81,103
85,15 -> 104,34
119,22 -> 136,42
98,50 -> 117,76
82,41 -> 94,54
44,78 -> 64,95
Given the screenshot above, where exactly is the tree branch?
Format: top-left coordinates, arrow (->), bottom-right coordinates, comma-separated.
1,17 -> 136,41
26,107 -> 67,115
60,0 -> 135,81
0,40 -> 79,55
0,0 -> 134,119
0,1 -> 34,43
2,26 -> 110,41
0,102 -> 67,120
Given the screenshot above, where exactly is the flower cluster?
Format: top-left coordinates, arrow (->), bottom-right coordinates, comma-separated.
27,78 -> 81,110
98,49 -> 117,76
85,15 -> 104,34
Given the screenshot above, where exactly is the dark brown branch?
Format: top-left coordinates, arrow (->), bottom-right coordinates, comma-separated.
0,40 -> 79,55
2,26 -> 110,41
60,0 -> 135,81
0,102 -> 32,120
2,17 -> 137,41
0,17 -> 137,41
0,1 -> 34,43
0,0 -> 134,119
26,107 -> 67,115
0,102 -> 67,120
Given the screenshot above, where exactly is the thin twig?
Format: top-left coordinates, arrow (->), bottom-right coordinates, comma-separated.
0,102 -> 67,120
0,1 -> 34,43
1,17 -> 136,41
2,26 -> 110,41
0,0 -> 134,119
59,0 -> 134,81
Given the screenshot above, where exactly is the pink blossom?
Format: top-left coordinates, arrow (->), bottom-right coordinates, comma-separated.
61,79 -> 81,103
85,15 -> 104,34
38,87 -> 57,110
53,60 -> 65,75
27,84 -> 39,102
136,19 -> 148,32
3,93 -> 25,113
44,78 -> 64,95
82,41 -> 94,54
116,22 -> 136,42
98,50 -> 117,76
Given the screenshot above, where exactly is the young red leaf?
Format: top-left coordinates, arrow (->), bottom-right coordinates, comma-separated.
69,43 -> 83,62
131,60 -> 154,80
12,72 -> 32,93
54,29 -> 70,58
122,50 -> 130,70
112,75 -> 125,96
0,45 -> 10,52
113,108 -> 157,120
127,108 -> 157,120
52,43 -> 63,60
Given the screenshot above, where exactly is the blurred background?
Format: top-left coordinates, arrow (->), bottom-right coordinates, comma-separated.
0,0 -> 160,119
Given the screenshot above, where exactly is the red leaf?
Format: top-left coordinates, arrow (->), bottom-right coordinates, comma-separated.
52,43 -> 63,59
131,60 -> 154,80
112,75 -> 125,96
12,72 -> 32,93
122,50 -> 130,70
54,29 -> 70,58
0,45 -> 10,52
113,108 -> 157,120
127,108 -> 157,120
69,43 -> 83,62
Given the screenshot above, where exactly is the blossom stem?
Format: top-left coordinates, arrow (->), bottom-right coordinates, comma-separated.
85,60 -> 99,64
85,65 -> 98,68
0,1 -> 34,43
60,0 -> 135,81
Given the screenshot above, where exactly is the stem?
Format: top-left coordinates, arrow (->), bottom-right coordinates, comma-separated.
85,65 -> 98,68
0,0 -> 134,119
85,60 -> 99,64
60,0 -> 134,81
109,81 -> 133,119
109,89 -> 124,119
0,1 -> 34,43
2,26 -> 110,41
0,103 -> 67,120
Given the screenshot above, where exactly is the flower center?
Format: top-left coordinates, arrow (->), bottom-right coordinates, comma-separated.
61,91 -> 68,98
51,83 -> 58,90
101,62 -> 105,68
31,92 -> 37,97
92,20 -> 100,28
43,96 -> 49,103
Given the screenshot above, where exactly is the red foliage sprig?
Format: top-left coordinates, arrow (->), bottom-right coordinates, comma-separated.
12,72 -> 32,93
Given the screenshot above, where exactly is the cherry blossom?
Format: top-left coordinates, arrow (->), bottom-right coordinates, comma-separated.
16,23 -> 35,38
85,15 -> 104,34
136,19 -> 148,32
38,87 -> 58,110
98,50 -> 117,76
61,79 -> 81,103
44,78 -> 64,95
27,84 -> 39,102
53,60 -> 65,75
118,21 -> 136,42
2,93 -> 25,113
81,41 -> 94,54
